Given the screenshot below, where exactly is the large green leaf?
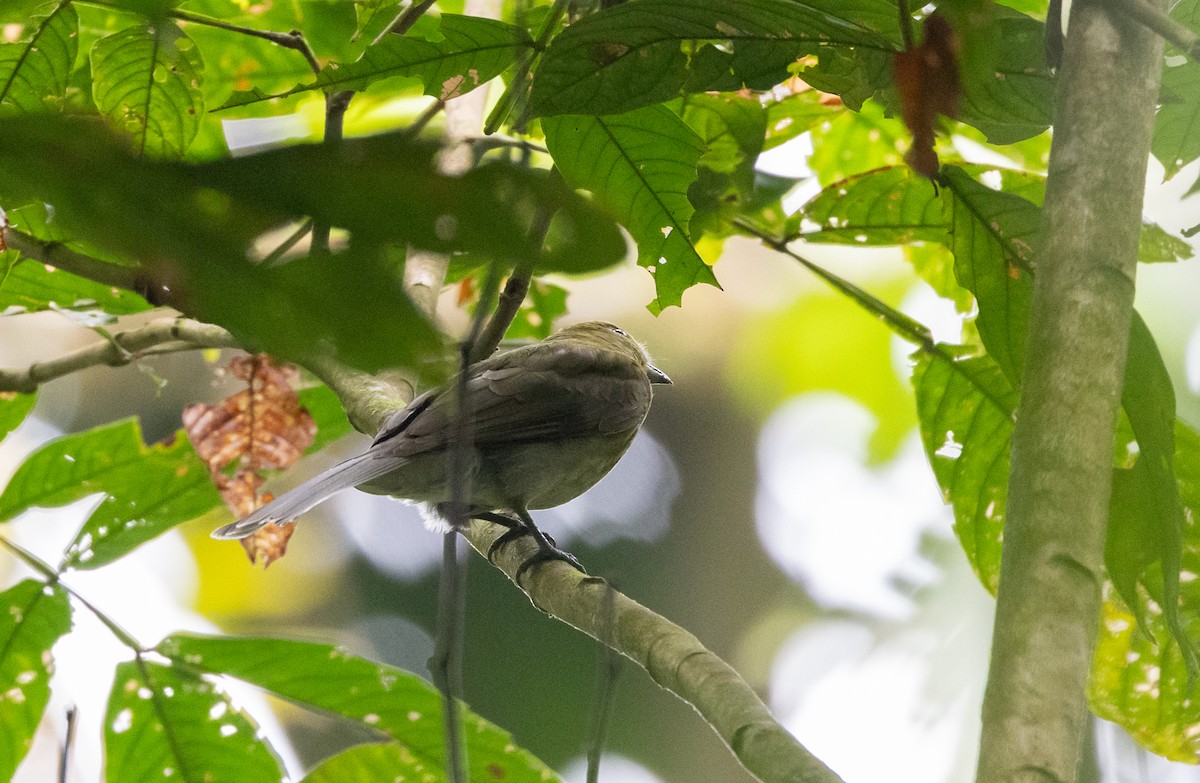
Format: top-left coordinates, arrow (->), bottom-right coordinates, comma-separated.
0,391 -> 36,443
0,580 -> 72,783
1090,422 -> 1200,761
157,634 -> 561,783
0,115 -> 624,371
0,418 -> 220,569
543,106 -> 717,310
91,21 -> 206,158
0,2 -> 78,113
912,349 -> 1016,590
223,15 -> 532,109
104,659 -> 283,783
954,11 -> 1053,144
529,0 -> 896,118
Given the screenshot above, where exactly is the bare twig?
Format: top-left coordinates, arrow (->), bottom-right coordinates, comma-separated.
585,584 -> 621,783
311,90 -> 355,255
0,318 -> 238,394
58,707 -> 77,783
373,0 -> 438,45
77,1 -> 322,75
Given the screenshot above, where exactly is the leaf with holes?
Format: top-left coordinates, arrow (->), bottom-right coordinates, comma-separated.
544,106 -> 717,311
91,21 -> 204,158
0,2 -> 77,113
0,390 -> 36,443
157,633 -> 560,783
0,418 -> 220,569
529,0 -> 897,118
104,660 -> 282,783
0,580 -> 72,783
912,349 -> 1016,591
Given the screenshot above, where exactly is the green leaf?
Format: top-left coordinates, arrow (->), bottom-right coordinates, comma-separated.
1153,62 -> 1200,180
543,106 -> 717,311
1090,422 -> 1200,762
763,90 -> 843,150
529,0 -> 896,118
300,742 -> 444,783
0,418 -> 220,569
505,280 -> 568,340
0,580 -> 72,783
912,349 -> 1017,591
940,166 -> 1039,384
300,385 -> 355,452
0,250 -> 151,316
231,15 -> 533,109
954,10 -> 1053,144
1139,222 -> 1193,263
678,93 -> 766,175
805,100 -> 907,185
157,634 -> 561,783
798,165 -> 946,245
0,2 -> 78,113
1107,313 -> 1200,680
104,659 -> 283,783
91,21 -> 205,158
0,115 -> 624,371
0,391 -> 36,443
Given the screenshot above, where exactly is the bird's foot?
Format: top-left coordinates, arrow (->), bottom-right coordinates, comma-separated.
474,511 -> 585,584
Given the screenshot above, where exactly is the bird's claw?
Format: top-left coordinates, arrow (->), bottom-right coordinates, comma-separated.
473,511 -> 586,583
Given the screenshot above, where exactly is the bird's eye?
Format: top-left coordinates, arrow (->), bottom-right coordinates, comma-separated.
611,327 -> 627,336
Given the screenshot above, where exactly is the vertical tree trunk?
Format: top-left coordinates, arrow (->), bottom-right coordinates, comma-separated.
975,4 -> 1165,783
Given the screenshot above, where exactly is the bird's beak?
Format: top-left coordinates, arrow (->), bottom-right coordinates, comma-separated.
646,364 -> 672,385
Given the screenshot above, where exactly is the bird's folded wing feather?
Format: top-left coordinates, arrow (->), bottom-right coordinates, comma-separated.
391,343 -> 650,453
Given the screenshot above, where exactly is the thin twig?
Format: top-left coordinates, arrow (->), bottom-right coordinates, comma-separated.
58,706 -> 77,783
259,219 -> 314,266
373,0 -> 438,45
406,99 -> 447,138
0,318 -> 238,394
77,1 -> 322,74
470,204 -> 556,363
484,0 -> 567,134
311,91 -> 355,256
431,532 -> 468,783
585,583 -> 621,783
1111,0 -> 1199,56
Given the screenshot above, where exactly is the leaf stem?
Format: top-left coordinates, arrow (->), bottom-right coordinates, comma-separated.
0,537 -> 145,652
373,0 -> 439,45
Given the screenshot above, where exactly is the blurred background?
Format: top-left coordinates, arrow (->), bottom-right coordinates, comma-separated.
4,110 -> 1200,783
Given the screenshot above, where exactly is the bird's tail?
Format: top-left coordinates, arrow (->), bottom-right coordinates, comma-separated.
211,452 -> 403,540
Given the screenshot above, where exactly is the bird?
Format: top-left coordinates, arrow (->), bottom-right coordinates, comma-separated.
212,321 -> 671,573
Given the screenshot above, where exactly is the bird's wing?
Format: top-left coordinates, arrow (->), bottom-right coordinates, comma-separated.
395,342 -> 651,453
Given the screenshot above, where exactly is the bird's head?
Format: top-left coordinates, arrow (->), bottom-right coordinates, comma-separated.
550,321 -> 672,385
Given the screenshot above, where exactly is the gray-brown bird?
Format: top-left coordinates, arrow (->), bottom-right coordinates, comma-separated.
212,322 -> 670,567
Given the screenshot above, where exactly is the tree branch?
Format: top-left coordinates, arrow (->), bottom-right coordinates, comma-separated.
0,317 -> 238,394
1111,0 -> 1200,57
975,2 -> 1165,781
462,518 -> 845,783
1,226 -> 171,306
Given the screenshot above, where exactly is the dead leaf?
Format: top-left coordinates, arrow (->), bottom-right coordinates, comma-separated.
893,13 -> 961,179
184,354 -> 316,566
